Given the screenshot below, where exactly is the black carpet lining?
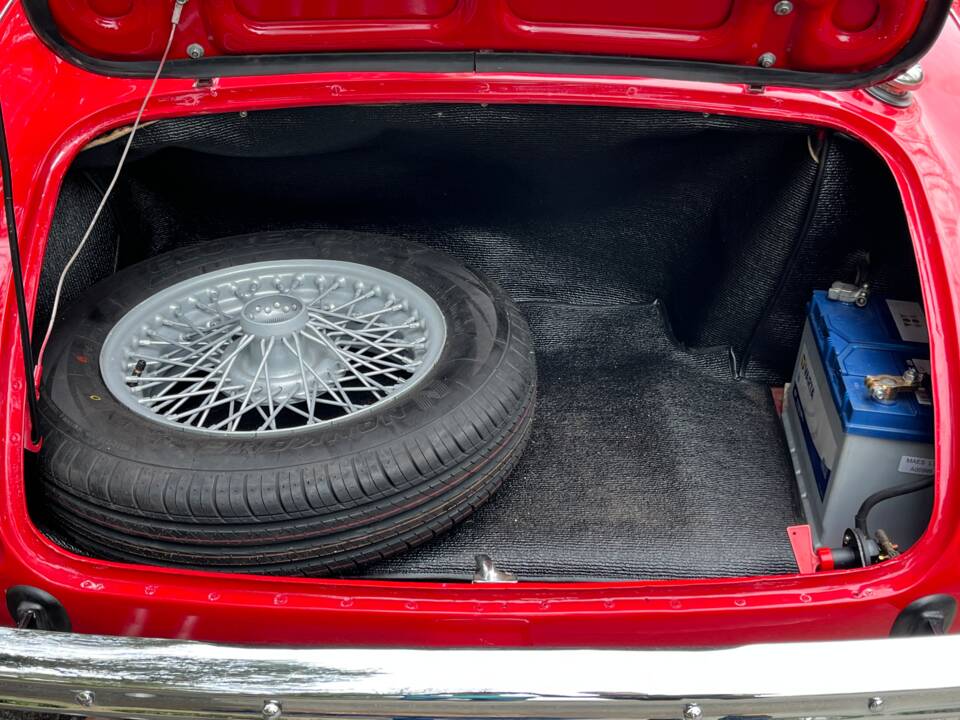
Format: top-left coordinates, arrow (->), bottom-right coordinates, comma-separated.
53,104 -> 919,382
356,301 -> 804,580
34,103 -> 916,580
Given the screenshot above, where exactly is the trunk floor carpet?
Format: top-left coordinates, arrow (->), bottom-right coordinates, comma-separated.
355,302 -> 804,581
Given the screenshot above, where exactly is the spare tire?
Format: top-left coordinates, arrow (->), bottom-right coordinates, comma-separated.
37,230 -> 536,575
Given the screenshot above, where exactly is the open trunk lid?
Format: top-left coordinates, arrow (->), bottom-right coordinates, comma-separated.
23,0 -> 953,88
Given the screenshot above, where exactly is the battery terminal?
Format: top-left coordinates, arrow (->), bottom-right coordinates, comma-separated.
865,367 -> 925,403
827,280 -> 871,307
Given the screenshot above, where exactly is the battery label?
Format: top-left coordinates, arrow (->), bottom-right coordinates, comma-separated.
796,349 -> 838,499
887,299 -> 929,343
898,455 -> 935,475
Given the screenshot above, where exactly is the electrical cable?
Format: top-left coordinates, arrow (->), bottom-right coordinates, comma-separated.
855,475 -> 934,536
735,131 -> 832,378
36,0 -> 186,371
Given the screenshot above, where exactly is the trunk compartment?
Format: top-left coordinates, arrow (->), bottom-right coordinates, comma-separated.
31,103 -> 927,581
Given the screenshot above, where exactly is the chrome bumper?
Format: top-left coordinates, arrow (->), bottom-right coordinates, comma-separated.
0,628 -> 958,720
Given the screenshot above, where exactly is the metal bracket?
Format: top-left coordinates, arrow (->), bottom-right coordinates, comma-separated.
827,280 -> 871,307
473,554 -> 518,583
865,367 -> 925,403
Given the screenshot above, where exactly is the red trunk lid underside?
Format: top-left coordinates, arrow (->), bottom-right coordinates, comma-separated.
45,0 -> 928,74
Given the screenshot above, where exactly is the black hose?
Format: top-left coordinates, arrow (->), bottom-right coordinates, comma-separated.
736,131 -> 832,378
855,476 -> 934,535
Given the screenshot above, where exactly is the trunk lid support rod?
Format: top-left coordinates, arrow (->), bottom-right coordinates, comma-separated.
0,104 -> 42,446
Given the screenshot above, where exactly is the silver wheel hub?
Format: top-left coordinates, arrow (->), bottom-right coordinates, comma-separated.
240,294 -> 309,336
99,259 -> 447,436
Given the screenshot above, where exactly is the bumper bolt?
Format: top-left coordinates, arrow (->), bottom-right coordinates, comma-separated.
683,703 -> 703,720
773,0 -> 794,14
869,697 -> 884,713
262,701 -> 282,719
75,690 -> 95,708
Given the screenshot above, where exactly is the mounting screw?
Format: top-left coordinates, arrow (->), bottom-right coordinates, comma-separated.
186,43 -> 205,59
773,0 -> 794,14
869,697 -> 884,713
682,703 -> 703,720
758,52 -> 777,68
75,691 -> 95,708
262,701 -> 283,719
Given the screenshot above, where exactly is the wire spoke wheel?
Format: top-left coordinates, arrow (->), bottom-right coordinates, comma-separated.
99,259 -> 447,436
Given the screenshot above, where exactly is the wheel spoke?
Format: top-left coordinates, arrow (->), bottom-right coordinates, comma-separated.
300,328 -> 387,396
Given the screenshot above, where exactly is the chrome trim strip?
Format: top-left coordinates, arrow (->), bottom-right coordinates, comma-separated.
0,628 -> 958,720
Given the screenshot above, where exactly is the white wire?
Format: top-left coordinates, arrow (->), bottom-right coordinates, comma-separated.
37,6 -> 183,369
807,134 -> 821,164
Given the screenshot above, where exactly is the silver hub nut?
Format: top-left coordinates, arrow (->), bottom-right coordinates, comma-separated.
241,294 -> 309,337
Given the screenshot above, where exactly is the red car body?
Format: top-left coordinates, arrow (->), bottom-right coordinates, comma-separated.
1,0 -> 959,647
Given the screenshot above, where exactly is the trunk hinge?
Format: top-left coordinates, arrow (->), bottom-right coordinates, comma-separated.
0,103 -> 42,447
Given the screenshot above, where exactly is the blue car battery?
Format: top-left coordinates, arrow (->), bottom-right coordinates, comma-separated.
781,289 -> 934,549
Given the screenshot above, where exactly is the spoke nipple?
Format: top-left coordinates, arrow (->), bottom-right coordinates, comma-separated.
336,277 -> 346,286
250,281 -> 260,291
315,275 -> 326,288
355,281 -> 366,295
209,289 -> 219,300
